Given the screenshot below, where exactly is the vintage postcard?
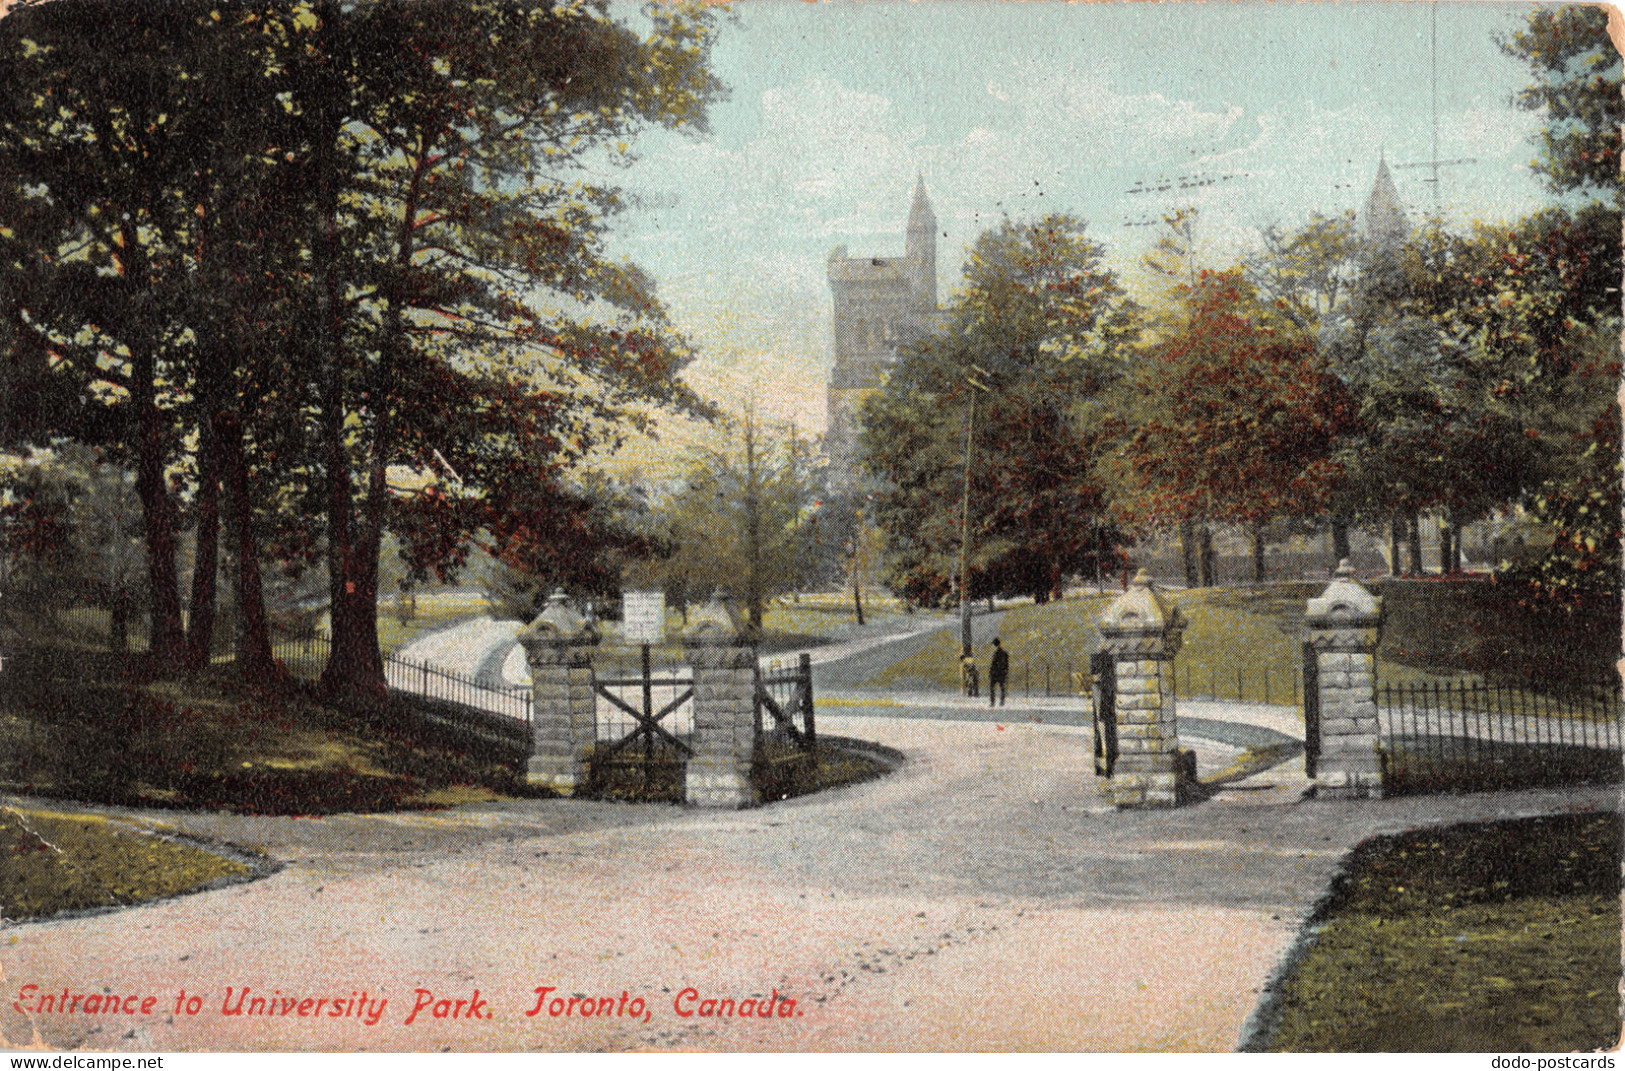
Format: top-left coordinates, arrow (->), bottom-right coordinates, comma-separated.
0,0 -> 1620,1056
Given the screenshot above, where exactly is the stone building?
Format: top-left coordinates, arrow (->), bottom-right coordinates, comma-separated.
824,177 -> 942,492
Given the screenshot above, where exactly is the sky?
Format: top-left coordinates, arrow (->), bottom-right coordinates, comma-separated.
590,1 -> 1565,467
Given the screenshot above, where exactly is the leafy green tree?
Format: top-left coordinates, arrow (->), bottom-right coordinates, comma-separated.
862,215 -> 1137,606
275,0 -> 722,698
1246,212 -> 1362,330
656,412 -> 819,640
0,445 -> 143,648
1489,5 -> 1622,606
0,4 -> 267,666
1,1 -> 723,699
1502,5 -> 1623,207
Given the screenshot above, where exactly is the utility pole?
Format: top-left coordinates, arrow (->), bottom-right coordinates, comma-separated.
1394,3 -> 1477,211
959,365 -> 991,659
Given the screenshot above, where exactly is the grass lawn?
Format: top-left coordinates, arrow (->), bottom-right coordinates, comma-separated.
1,804 -> 253,922
758,595 -> 917,652
374,590 -> 495,654
859,581 -> 1617,704
1262,812 -> 1622,1052
0,645 -> 535,816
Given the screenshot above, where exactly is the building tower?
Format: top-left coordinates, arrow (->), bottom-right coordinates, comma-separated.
825,178 -> 941,493
904,175 -> 937,313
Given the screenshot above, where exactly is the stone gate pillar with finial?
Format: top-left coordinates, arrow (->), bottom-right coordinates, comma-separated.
1096,569 -> 1190,808
1305,560 -> 1385,799
518,589 -> 600,795
682,591 -> 759,809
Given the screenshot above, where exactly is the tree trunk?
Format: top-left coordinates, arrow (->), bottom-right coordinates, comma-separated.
309,92 -> 384,701
183,415 -> 224,673
110,592 -> 130,654
852,581 -> 864,626
224,413 -> 278,681
1450,520 -> 1464,572
1389,517 -> 1403,577
130,340 -> 185,670
1198,525 -> 1215,587
1331,516 -> 1351,568
1439,518 -> 1454,576
1251,522 -> 1266,583
1407,513 -> 1424,575
1180,519 -> 1198,587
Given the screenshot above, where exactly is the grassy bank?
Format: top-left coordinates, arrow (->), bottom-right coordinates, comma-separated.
0,645 -> 533,815
1,805 -> 254,922
1263,813 -> 1622,1052
861,580 -> 1618,701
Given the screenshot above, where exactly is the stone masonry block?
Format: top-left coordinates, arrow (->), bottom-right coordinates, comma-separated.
1116,722 -> 1177,741
1115,751 -> 1178,774
1320,734 -> 1379,756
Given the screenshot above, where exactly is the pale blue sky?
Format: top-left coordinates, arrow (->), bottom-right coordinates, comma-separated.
593,1 -> 1566,447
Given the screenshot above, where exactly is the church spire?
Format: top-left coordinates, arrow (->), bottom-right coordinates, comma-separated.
907,173 -> 936,232
905,175 -> 937,312
1361,157 -> 1409,244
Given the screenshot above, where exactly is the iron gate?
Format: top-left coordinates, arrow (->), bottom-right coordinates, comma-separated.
590,645 -> 694,799
1301,641 -> 1320,779
754,652 -> 816,747
1090,649 -> 1118,776
754,652 -> 817,799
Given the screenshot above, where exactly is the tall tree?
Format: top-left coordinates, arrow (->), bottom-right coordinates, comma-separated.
279,0 -> 721,698
1502,5 -> 1623,208
1106,271 -> 1358,568
862,215 -> 1137,606
657,412 -> 818,640
2,1 -> 724,698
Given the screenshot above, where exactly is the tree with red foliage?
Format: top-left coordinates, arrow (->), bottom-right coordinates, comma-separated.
1107,271 -> 1358,574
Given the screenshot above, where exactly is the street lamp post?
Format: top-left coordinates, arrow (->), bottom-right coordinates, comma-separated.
958,366 -> 990,659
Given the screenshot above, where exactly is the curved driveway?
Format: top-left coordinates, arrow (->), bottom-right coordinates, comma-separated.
2,627 -> 1617,1052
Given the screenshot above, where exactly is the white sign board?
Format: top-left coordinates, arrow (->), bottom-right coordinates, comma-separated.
621,590 -> 666,645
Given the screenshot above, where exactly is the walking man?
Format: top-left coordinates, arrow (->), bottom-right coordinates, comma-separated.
988,637 -> 1009,707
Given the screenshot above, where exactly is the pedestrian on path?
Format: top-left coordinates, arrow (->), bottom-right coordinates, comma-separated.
961,654 -> 980,697
988,637 -> 1009,707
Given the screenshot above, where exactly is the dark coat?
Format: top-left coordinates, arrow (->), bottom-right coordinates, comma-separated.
989,646 -> 1010,682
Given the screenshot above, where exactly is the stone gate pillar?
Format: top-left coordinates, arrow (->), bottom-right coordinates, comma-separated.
683,595 -> 759,809
518,590 -> 599,795
1305,561 -> 1385,799
1096,570 -> 1190,808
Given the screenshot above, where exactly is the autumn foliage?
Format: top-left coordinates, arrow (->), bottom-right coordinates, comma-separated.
1111,272 -> 1357,531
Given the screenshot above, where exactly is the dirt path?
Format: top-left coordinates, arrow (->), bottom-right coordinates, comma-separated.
2,711 -> 1613,1053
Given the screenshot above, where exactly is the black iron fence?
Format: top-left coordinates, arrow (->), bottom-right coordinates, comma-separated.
1029,655 -> 1307,705
272,632 -> 532,723
1170,660 -> 1303,706
1013,659 -> 1087,699
1377,679 -> 1623,793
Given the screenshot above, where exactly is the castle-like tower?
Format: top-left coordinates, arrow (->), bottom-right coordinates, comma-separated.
825,177 -> 940,492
